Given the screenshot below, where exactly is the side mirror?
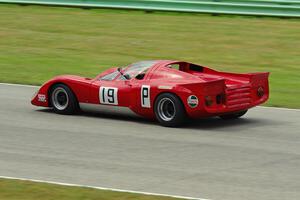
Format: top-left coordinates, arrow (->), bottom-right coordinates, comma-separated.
124,74 -> 130,80
117,67 -> 129,80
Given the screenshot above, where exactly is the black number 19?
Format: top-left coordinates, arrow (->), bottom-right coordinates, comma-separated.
101,88 -> 115,104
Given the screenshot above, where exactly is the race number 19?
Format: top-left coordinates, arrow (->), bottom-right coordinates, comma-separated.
141,85 -> 150,108
100,87 -> 118,105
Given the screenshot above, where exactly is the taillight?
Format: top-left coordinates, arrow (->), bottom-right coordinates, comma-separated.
216,94 -> 224,104
205,96 -> 213,106
257,87 -> 264,97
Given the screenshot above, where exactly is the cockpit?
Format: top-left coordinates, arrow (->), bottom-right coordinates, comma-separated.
100,60 -> 158,81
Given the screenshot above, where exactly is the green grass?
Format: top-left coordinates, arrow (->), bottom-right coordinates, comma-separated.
0,178 -> 182,200
0,4 -> 299,108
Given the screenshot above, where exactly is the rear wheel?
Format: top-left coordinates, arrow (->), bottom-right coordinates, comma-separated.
154,93 -> 186,127
50,84 -> 78,115
219,110 -> 248,120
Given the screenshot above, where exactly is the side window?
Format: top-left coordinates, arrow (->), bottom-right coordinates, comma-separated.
189,64 -> 203,72
135,73 -> 146,80
135,68 -> 150,80
165,62 -> 190,72
99,71 -> 119,81
166,64 -> 180,70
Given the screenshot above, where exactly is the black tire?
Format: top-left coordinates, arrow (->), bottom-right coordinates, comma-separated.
154,93 -> 186,127
49,84 -> 78,115
219,110 -> 248,120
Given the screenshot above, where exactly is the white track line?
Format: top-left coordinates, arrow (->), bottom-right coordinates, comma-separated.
0,82 -> 299,111
257,106 -> 300,111
0,175 -> 209,200
0,82 -> 39,88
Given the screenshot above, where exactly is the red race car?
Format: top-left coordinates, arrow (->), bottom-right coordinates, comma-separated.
31,60 -> 269,127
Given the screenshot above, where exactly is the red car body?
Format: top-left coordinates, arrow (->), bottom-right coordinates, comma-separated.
31,60 -> 269,123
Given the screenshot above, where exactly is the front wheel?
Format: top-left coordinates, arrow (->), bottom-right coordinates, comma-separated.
154,93 -> 186,127
50,84 -> 79,115
219,110 -> 248,120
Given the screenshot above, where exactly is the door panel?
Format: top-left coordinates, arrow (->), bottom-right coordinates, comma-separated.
89,79 -> 133,107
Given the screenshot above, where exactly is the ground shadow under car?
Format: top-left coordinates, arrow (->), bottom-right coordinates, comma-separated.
36,108 -> 278,131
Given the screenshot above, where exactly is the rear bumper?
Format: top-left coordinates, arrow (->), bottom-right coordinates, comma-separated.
205,94 -> 268,114
187,83 -> 269,118
207,84 -> 268,113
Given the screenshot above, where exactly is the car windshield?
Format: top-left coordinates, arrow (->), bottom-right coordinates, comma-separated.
99,70 -> 119,81
121,60 -> 157,80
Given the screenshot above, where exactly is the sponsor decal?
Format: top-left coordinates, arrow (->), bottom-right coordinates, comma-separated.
141,85 -> 151,108
187,95 -> 198,108
158,85 -> 172,90
99,87 -> 118,105
37,94 -> 46,102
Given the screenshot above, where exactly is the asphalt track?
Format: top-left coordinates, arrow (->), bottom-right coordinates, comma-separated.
0,84 -> 300,200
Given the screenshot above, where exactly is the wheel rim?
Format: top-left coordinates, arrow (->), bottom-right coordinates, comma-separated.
157,97 -> 176,121
51,87 -> 69,110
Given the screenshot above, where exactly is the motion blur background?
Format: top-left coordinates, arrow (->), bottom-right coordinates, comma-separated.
0,1 -> 300,200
